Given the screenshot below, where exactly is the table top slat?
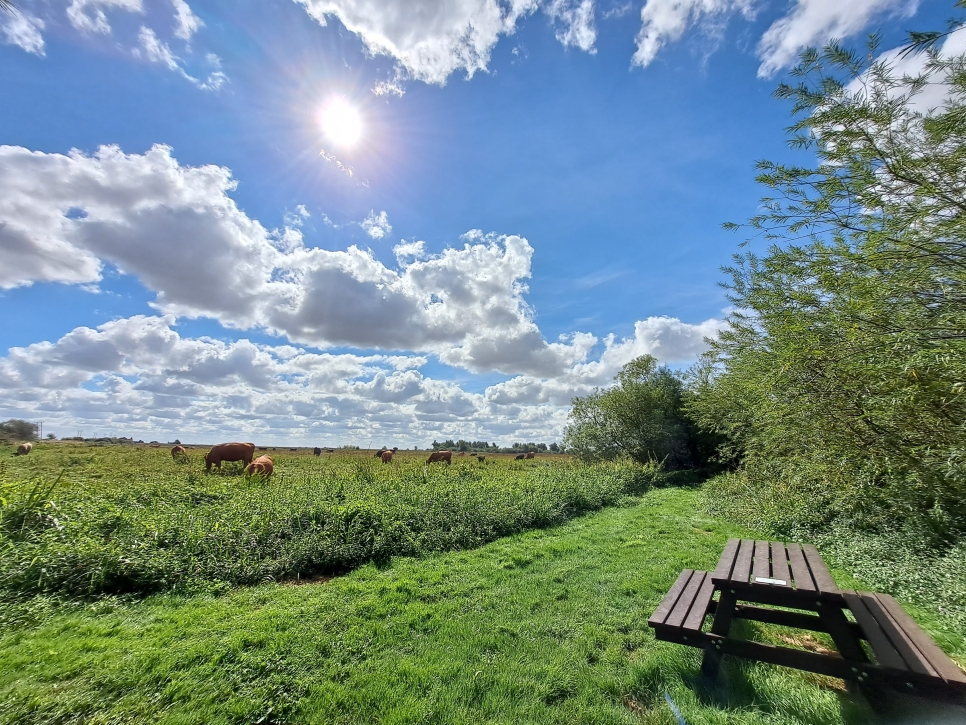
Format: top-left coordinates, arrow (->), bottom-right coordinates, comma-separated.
682,572 -> 715,632
874,593 -> 965,683
711,538 -> 741,582
752,540 -> 771,581
862,593 -> 937,676
665,570 -> 706,629
648,569 -> 695,627
770,542 -> 791,585
843,590 -> 907,670
786,543 -> 816,592
802,544 -> 839,595
731,539 -> 754,584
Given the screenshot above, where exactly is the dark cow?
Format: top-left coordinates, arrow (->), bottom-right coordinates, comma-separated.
427,450 -> 452,465
171,445 -> 187,460
313,447 -> 322,456
374,447 -> 388,458
525,451 -> 535,459
381,450 -> 394,464
477,455 -> 486,463
245,455 -> 274,478
15,442 -> 32,456
205,442 -> 256,471
514,453 -> 525,460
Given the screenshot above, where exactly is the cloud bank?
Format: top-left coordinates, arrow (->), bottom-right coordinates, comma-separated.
0,142 -> 722,443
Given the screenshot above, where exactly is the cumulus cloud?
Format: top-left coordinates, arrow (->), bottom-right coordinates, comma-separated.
171,0 -> 202,40
66,0 -> 143,35
1,10 -> 46,55
0,312 -> 721,444
360,209 -> 392,239
135,26 -> 226,89
0,144 -> 594,377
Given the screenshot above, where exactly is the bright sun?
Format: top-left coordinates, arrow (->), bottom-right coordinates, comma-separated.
320,97 -> 362,148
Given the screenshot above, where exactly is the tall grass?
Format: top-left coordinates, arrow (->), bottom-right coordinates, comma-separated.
0,445 -> 668,597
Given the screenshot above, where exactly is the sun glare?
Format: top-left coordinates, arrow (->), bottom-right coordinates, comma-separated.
320,97 -> 363,148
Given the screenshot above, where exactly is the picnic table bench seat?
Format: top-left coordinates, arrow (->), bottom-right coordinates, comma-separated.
648,539 -> 966,701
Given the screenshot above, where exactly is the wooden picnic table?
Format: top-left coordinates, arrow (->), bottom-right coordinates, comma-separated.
648,538 -> 966,701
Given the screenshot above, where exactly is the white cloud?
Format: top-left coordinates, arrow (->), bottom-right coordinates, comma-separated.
66,0 -> 143,35
294,0 -> 540,85
757,0 -> 919,78
1,10 -> 46,55
632,0 -> 756,69
360,209 -> 392,239
135,26 -> 226,89
546,0 -> 597,53
0,312 -> 721,445
171,0 -> 202,40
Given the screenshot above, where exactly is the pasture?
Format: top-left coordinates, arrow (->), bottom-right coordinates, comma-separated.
0,443 -> 665,597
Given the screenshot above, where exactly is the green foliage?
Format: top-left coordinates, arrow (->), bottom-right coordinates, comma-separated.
565,355 -> 694,468
0,444 -> 666,597
689,37 -> 966,539
0,488 -> 904,725
0,419 -> 38,443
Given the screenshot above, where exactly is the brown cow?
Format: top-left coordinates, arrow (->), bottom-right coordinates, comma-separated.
457,451 -> 465,457
171,445 -> 187,460
426,450 -> 452,465
245,455 -> 274,478
205,442 -> 256,471
381,450 -> 394,463
15,442 -> 32,456
477,455 -> 486,463
525,451 -> 535,459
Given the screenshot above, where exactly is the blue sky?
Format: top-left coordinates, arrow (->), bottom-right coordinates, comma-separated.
0,0 -> 951,445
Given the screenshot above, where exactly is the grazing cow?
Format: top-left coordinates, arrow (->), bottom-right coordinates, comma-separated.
426,450 -> 452,465
289,448 -> 297,452
205,442 -> 256,471
525,451 -> 535,459
374,447 -> 388,458
326,449 -> 335,453
313,447 -> 322,456
381,450 -> 394,464
477,455 -> 486,463
514,453 -> 525,460
245,455 -> 274,478
171,445 -> 187,460
457,451 -> 465,457
15,442 -> 32,456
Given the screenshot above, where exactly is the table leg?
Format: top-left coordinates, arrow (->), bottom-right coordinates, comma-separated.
817,604 -> 869,697
701,588 -> 738,679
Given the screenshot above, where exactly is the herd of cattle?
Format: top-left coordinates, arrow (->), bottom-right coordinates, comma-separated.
11,440 -> 540,475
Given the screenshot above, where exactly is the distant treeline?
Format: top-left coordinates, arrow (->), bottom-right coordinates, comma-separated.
431,439 -> 562,453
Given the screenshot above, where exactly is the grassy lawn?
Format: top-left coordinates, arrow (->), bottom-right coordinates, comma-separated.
5,485 -> 964,724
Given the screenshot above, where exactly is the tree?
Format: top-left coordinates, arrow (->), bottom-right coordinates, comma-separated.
565,355 -> 692,467
0,419 -> 38,442
689,31 -> 966,535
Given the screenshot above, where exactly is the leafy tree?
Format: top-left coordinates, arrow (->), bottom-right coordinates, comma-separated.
0,419 -> 38,442
565,355 -> 692,467
690,30 -> 966,536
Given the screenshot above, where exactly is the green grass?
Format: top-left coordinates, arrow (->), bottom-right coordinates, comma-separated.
0,443 -> 669,597
3,486 -> 965,724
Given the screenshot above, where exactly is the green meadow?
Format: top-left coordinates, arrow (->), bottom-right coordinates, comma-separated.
1,444 -> 964,724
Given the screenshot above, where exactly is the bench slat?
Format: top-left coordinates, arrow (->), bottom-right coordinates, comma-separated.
770,542 -> 791,585
861,592 -> 937,676
666,570 -> 707,628
752,540 -> 771,581
844,590 -> 907,670
711,538 -> 741,582
786,543 -> 815,592
802,544 -> 839,595
731,539 -> 754,584
683,572 -> 715,632
648,569 -> 694,627
875,593 -> 966,684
